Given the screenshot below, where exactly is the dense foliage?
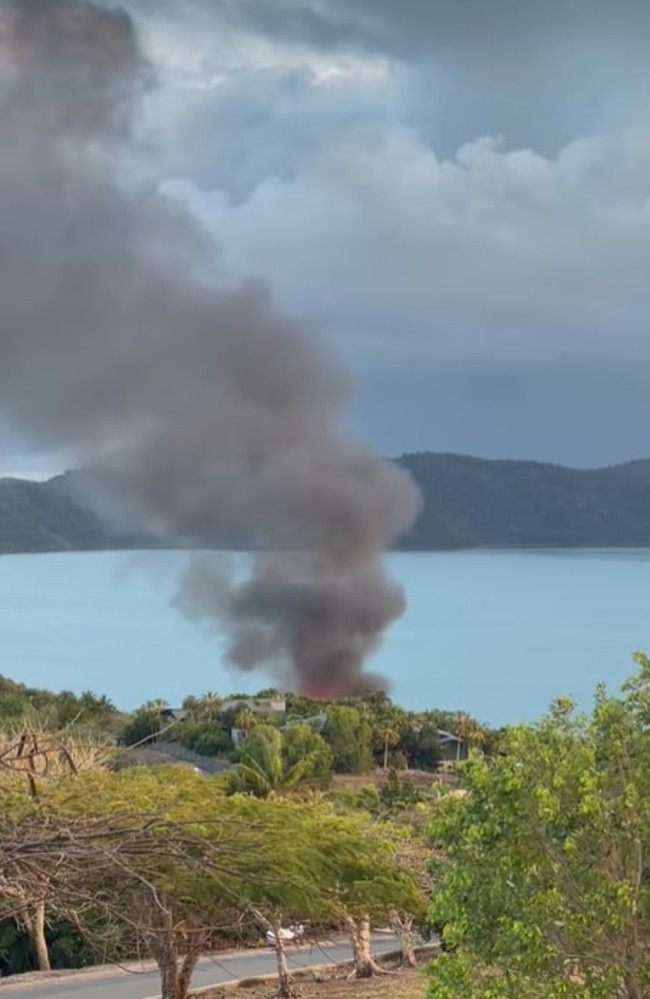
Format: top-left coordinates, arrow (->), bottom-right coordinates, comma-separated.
428,653 -> 650,999
135,694 -> 493,778
0,738 -> 426,998
0,674 -> 493,781
227,723 -> 334,796
0,676 -> 119,735
0,672 -> 469,990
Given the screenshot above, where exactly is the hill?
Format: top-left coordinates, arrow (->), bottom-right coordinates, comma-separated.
396,452 -> 650,549
0,472 -> 153,555
3,453 -> 650,553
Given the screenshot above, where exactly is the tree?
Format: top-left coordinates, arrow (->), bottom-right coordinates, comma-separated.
178,719 -> 233,757
282,723 -> 333,784
378,769 -> 424,813
0,728 -> 108,971
0,777 -> 170,981
369,706 -> 404,771
285,691 -> 331,718
453,711 -> 487,752
2,767 -> 352,999
0,678 -> 121,737
427,654 -> 650,999
239,803 -> 425,993
364,698 -> 407,770
322,813 -> 426,978
399,720 -> 441,771
117,701 -> 166,746
233,705 -> 257,734
322,705 -> 373,774
181,691 -> 222,721
387,824 -> 434,967
0,762 -> 221,994
228,725 -> 326,797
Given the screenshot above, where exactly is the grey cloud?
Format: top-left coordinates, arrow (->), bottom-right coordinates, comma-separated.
165,125 -> 650,373
152,65 -> 394,200
203,0 -> 650,59
135,0 -> 650,157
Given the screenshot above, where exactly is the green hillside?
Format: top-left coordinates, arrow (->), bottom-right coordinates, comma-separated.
397,452 -> 650,549
3,453 -> 650,553
0,472 -> 152,554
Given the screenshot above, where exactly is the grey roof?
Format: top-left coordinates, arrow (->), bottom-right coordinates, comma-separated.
436,729 -> 464,744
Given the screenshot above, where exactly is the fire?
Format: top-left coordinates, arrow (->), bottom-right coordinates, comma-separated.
297,683 -> 340,702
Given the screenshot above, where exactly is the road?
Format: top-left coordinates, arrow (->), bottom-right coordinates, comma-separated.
0,935 -> 401,999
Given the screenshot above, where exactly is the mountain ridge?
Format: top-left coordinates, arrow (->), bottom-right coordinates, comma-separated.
3,452 -> 650,554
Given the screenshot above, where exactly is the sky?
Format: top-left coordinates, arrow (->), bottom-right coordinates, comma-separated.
5,0 -> 650,475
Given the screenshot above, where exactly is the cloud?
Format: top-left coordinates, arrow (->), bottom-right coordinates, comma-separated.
6,0 -> 650,472
131,0 -> 650,162
148,61 -> 393,200
163,123 -> 650,372
195,0 -> 650,63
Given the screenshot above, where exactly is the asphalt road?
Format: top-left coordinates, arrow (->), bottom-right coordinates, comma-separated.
0,936 -> 401,999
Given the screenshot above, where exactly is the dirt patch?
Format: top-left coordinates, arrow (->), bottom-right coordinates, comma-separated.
330,769 -> 452,792
193,963 -> 428,999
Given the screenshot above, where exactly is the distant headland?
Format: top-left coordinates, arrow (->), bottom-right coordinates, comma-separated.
3,452 -> 650,554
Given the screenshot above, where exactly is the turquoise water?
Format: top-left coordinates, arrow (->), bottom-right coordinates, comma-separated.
0,549 -> 649,726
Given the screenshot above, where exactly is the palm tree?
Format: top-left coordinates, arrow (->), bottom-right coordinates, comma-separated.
228,726 -> 319,798
198,691 -> 222,721
454,712 -> 487,756
380,723 -> 400,771
233,706 -> 257,734
372,707 -> 405,770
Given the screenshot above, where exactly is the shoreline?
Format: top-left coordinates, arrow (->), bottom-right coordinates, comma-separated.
3,540 -> 650,558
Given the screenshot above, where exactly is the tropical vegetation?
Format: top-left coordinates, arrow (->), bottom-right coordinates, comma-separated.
6,656 -> 650,998
0,673 -> 462,994
427,652 -> 650,999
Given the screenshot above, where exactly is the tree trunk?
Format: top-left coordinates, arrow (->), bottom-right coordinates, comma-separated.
383,734 -> 389,771
177,945 -> 203,999
150,909 -> 181,999
157,943 -> 181,999
389,911 -> 417,967
248,908 -> 297,998
32,902 -> 51,973
17,900 -> 51,973
152,927 -> 203,999
160,960 -> 180,999
272,923 -> 296,998
357,917 -> 373,976
345,915 -> 382,978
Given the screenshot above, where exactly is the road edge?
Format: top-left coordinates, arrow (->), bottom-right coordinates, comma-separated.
179,944 -> 441,999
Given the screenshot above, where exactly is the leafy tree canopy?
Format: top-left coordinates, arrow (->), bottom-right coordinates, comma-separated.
322,705 -> 374,774
428,652 -> 650,999
228,724 -> 332,797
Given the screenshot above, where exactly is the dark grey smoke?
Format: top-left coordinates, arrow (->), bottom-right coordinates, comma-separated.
0,0 -> 419,697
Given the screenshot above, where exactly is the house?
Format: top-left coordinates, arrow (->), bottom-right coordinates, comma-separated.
219,698 -> 287,748
159,698 -> 288,749
281,711 -> 327,734
160,708 -> 189,722
436,729 -> 467,763
219,697 -> 287,717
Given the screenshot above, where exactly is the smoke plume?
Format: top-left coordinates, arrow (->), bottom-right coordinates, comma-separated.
0,0 -> 419,696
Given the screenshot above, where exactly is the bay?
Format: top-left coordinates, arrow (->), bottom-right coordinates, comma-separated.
0,548 -> 648,726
